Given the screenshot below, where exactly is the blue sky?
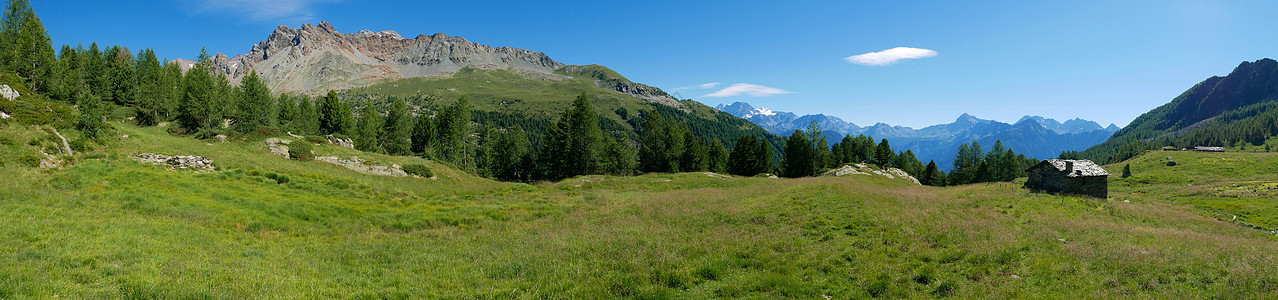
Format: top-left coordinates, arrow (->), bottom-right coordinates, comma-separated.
36,0 -> 1278,128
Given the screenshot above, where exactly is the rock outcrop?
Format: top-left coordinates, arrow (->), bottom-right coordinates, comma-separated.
265,138 -> 291,157
316,156 -> 407,177
0,84 -> 18,100
822,164 -> 921,185
194,21 -> 565,93
132,153 -> 216,172
327,135 -> 353,148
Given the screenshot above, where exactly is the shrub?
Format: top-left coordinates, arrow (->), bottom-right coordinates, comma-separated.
305,136 -> 327,144
289,141 -> 313,161
68,138 -> 93,153
264,172 -> 290,184
402,164 -> 433,178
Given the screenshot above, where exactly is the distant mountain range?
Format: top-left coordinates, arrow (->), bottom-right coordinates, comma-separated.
715,102 -> 1120,170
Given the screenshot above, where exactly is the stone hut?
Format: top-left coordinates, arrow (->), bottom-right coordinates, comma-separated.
1024,159 -> 1109,198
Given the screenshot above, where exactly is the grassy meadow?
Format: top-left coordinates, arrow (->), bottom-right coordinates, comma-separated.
2,122 -> 1278,298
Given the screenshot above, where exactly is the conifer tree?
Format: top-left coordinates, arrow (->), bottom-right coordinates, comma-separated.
680,131 -> 708,172
159,61 -> 183,121
317,90 -> 345,135
874,138 -> 894,169
922,160 -> 939,186
233,70 -> 274,133
435,95 -> 471,165
177,48 -> 221,138
492,127 -> 532,181
781,130 -> 814,178
540,115 -> 572,179
707,139 -> 729,173
1122,163 -> 1132,178
276,94 -> 297,132
354,102 -> 384,152
599,137 -> 638,176
728,135 -> 763,176
2,1 -> 55,93
76,93 -> 103,140
381,98 -> 412,155
564,93 -> 602,175
295,95 -> 319,135
639,111 -> 683,173
84,42 -> 105,96
133,48 -> 164,126
103,46 -> 135,106
410,114 -> 434,155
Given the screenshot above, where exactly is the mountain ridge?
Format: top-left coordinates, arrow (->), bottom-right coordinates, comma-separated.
715,101 -> 1118,170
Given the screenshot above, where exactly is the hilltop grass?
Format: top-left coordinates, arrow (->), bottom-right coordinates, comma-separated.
1109,150 -> 1278,231
3,122 -> 1278,298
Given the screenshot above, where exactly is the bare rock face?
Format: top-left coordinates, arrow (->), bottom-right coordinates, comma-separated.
0,84 -> 18,100
132,153 -> 216,172
203,21 -> 565,93
327,134 -> 354,148
265,138 -> 291,157
316,156 -> 407,177
823,164 -> 921,185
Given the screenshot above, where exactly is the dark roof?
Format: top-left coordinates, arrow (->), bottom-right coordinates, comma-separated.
1028,159 -> 1110,177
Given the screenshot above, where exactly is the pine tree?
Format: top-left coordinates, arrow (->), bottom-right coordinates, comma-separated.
381,97 -> 412,155
756,138 -> 774,175
410,114 -> 434,155
3,1 -> 55,94
564,93 -> 602,176
159,60 -> 183,121
492,127 -> 532,181
540,115 -> 572,180
728,135 -> 762,176
354,102 -> 384,152
103,46 -> 135,106
639,111 -> 683,173
874,138 -> 894,169
133,48 -> 164,126
76,93 -> 104,140
806,120 -> 828,170
177,48 -> 221,138
435,95 -> 471,166
1122,163 -> 1132,178
707,139 -> 729,173
276,94 -> 297,132
52,44 -> 82,102
781,130 -> 814,178
680,131 -> 708,172
317,90 -> 345,135
233,70 -> 274,133
922,161 -> 939,186
600,137 -> 638,176
84,42 -> 105,96
292,95 -> 317,135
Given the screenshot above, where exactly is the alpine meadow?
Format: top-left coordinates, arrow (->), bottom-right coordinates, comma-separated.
6,0 -> 1278,298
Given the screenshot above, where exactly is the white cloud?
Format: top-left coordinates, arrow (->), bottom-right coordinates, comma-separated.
698,82 -> 721,89
193,0 -> 339,23
844,47 -> 938,66
701,83 -> 793,98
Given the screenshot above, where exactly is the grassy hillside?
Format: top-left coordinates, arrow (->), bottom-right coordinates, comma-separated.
4,122 -> 1278,298
1109,150 -> 1278,231
340,66 -> 779,150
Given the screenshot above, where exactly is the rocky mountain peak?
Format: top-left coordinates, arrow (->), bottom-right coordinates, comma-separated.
196,21 -> 566,93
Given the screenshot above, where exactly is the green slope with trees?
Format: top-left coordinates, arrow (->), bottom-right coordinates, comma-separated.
1077,58 -> 1278,164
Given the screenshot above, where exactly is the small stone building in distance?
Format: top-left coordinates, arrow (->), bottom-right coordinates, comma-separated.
1024,159 -> 1110,198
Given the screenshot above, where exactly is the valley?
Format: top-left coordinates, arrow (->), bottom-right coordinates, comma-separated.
6,0 -> 1278,298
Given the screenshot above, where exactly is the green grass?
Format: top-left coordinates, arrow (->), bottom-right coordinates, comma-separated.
1109,150 -> 1278,231
4,122 -> 1278,298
